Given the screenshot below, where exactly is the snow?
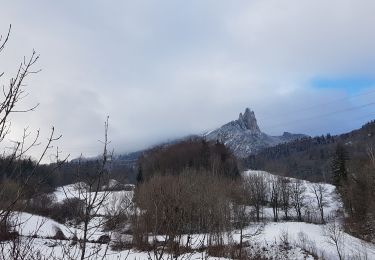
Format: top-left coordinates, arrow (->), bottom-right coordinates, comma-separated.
244,221 -> 375,260
12,212 -> 105,240
240,170 -> 375,259
244,170 -> 341,220
53,183 -> 133,215
4,171 -> 375,259
1,236 -> 231,260
12,211 -> 375,259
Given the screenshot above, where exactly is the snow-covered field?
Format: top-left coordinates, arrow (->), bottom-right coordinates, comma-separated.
243,170 -> 340,219
5,171 -> 375,259
54,182 -> 134,216
2,236 -> 228,260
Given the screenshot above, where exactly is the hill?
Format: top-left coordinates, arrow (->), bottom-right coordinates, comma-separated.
243,120 -> 375,181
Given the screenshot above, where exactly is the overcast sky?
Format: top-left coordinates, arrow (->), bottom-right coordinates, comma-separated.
1,0 -> 375,161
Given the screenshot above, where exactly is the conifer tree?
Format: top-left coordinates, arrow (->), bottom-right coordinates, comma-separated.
136,164 -> 144,184
331,144 -> 348,186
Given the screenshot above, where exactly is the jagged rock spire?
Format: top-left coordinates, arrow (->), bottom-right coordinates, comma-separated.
238,108 -> 261,133
204,107 -> 305,157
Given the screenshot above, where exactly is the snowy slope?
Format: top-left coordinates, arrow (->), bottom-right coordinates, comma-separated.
5,171 -> 375,259
244,170 -> 340,220
54,182 -> 134,215
242,170 -> 375,259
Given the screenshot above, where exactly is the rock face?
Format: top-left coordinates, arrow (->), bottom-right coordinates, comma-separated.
238,108 -> 261,133
205,108 -> 306,158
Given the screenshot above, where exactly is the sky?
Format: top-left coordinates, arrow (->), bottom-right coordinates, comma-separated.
0,0 -> 375,161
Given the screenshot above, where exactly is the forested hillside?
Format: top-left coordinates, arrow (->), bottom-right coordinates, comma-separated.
137,137 -> 239,181
244,120 -> 375,182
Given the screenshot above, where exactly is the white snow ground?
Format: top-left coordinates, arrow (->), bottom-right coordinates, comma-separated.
4,171 -> 375,259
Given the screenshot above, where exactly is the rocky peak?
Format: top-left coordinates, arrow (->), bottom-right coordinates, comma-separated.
205,108 -> 306,157
238,108 -> 261,133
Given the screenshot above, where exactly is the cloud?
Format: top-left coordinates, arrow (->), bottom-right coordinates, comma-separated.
1,0 -> 375,160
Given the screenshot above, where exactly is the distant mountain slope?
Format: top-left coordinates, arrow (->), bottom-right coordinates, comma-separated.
205,108 -> 306,157
243,120 -> 375,181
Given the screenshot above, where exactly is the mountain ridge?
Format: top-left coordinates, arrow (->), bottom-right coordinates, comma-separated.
204,108 -> 306,157
79,108 -> 306,163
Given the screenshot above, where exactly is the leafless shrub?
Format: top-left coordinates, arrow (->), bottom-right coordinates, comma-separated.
0,25 -> 65,260
111,233 -> 133,251
206,244 -> 249,259
52,226 -> 67,240
53,198 -> 85,225
295,231 -> 319,258
324,221 -> 345,260
133,170 -> 234,259
279,229 -> 290,249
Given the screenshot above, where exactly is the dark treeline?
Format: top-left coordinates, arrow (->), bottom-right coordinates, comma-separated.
0,157 -> 56,204
333,142 -> 375,242
1,135 -> 239,201
137,137 -> 240,182
54,159 -> 135,186
0,155 -> 135,207
244,120 -> 375,182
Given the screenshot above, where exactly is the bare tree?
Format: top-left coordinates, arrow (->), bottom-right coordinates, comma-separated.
291,180 -> 306,221
0,24 -> 66,260
280,178 -> 292,220
232,180 -> 250,259
134,170 -> 234,259
245,174 -> 267,222
324,221 -> 345,260
270,176 -> 282,222
310,183 -> 330,223
0,25 -> 40,143
59,117 -> 113,260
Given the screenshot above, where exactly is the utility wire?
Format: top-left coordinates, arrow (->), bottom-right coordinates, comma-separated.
261,88 -> 375,121
295,88 -> 375,112
264,102 -> 375,130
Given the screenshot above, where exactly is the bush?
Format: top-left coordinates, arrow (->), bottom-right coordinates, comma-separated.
0,180 -> 21,209
52,227 -> 67,240
51,198 -> 85,225
97,235 -> 110,244
23,194 -> 85,225
133,171 -> 234,251
24,193 -> 56,217
104,213 -> 128,231
0,220 -> 18,241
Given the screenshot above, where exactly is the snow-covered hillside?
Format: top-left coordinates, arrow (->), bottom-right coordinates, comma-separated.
240,170 -> 375,259
243,170 -> 340,220
4,171 -> 375,259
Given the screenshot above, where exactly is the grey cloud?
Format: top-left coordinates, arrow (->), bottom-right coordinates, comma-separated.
1,0 -> 375,160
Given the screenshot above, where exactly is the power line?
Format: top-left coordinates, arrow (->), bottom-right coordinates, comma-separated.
296,88 -> 375,112
264,102 -> 375,130
261,88 -> 375,121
